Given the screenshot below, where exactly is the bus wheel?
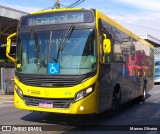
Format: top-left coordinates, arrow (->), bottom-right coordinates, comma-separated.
139,83 -> 146,102
110,90 -> 120,116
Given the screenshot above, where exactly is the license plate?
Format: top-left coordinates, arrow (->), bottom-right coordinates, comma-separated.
39,102 -> 53,108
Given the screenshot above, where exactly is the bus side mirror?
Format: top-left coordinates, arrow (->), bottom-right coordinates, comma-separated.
6,33 -> 17,62
103,34 -> 111,54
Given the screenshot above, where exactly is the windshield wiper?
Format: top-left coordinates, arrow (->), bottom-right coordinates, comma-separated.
54,25 -> 74,62
31,29 -> 41,70
59,25 -> 74,51
31,29 -> 39,52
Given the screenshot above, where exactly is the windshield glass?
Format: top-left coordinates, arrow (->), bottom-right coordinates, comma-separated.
155,60 -> 160,66
155,60 -> 160,75
16,29 -> 96,75
155,67 -> 160,75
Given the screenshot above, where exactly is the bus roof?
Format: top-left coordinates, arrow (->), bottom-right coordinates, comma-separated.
30,8 -> 84,14
27,8 -> 154,49
97,9 -> 154,49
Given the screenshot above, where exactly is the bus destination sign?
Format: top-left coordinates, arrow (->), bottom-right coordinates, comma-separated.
21,11 -> 93,26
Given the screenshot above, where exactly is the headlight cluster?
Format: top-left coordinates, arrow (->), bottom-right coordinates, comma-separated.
75,86 -> 95,102
15,85 -> 23,99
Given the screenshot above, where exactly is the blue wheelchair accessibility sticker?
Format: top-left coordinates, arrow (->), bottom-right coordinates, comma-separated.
48,62 -> 60,74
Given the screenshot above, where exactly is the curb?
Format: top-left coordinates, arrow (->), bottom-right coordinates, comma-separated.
0,94 -> 14,102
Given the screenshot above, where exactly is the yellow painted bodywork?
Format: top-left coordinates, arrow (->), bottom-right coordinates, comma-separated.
14,73 -> 99,114
30,8 -> 82,14
6,33 -> 17,62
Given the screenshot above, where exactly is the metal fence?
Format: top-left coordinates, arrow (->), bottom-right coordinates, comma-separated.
0,68 -> 15,94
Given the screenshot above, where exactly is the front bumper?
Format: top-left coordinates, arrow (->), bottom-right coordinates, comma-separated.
14,88 -> 98,114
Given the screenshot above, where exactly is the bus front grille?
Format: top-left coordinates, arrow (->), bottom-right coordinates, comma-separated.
21,77 -> 76,87
15,72 -> 78,87
23,96 -> 73,109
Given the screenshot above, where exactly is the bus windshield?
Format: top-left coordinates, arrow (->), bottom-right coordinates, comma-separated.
16,29 -> 96,75
155,60 -> 160,75
155,60 -> 160,66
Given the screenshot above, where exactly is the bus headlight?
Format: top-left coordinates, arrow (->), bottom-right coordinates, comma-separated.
15,85 -> 23,99
75,86 -> 95,102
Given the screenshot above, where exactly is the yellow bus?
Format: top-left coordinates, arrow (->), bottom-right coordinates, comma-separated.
6,8 -> 154,115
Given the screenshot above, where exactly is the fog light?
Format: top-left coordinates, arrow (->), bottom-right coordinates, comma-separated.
79,106 -> 84,111
17,101 -> 20,104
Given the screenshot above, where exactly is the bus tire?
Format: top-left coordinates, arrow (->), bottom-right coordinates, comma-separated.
138,82 -> 146,102
109,89 -> 121,117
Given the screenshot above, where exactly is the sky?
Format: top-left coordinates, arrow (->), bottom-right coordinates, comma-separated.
0,0 -> 160,40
